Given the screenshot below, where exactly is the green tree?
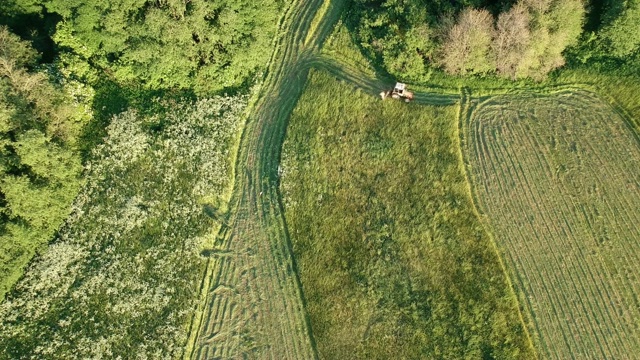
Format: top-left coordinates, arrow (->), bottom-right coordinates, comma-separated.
0,26 -> 88,300
0,0 -> 41,18
493,3 -> 532,79
525,0 -> 584,78
46,0 -> 283,93
600,0 -> 640,57
346,0 -> 439,80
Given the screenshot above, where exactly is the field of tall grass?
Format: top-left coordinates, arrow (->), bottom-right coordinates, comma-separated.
280,69 -> 535,359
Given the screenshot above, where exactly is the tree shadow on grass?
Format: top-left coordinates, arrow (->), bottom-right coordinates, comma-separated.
79,80 -> 196,162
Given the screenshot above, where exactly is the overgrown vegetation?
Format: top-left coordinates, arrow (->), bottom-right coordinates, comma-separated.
440,0 -> 584,79
0,96 -> 245,358
0,26 -> 92,300
598,0 -> 640,58
1,0 -> 639,357
345,0 -> 639,82
281,70 -> 535,359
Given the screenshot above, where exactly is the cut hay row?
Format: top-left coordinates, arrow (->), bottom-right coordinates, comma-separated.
464,90 -> 640,359
472,94 -> 636,358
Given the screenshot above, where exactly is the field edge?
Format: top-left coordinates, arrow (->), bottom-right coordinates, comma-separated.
457,88 -> 540,360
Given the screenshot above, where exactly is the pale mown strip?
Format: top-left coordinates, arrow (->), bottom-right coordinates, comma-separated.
465,90 -> 640,359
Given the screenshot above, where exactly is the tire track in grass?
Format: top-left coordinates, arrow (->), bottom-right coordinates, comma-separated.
547,104 -> 640,350
188,0 -> 345,358
465,91 -> 640,360
477,99 -> 580,360
185,0 -> 540,356
459,94 -> 539,355
520,98 -> 640,344
477,108 -> 574,359
459,92 -> 541,359
484,99 -> 618,359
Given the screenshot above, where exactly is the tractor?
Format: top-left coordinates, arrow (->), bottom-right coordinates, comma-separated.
380,82 -> 414,102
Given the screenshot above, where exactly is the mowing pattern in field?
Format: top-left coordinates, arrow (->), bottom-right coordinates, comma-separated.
188,0 -> 463,356
464,90 -> 640,359
278,69 -> 537,359
188,0 -> 347,358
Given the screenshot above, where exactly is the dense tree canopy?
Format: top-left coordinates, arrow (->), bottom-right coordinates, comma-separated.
493,2 -> 532,78
346,0 -> 585,80
345,0 -> 441,80
0,26 -> 91,300
439,8 -> 496,75
47,0 -> 284,93
600,0 -> 640,57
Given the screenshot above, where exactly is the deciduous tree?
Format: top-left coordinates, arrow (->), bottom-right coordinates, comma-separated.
0,26 -> 89,300
46,0 -> 283,93
439,8 -> 495,75
493,3 -> 531,79
601,0 -> 640,57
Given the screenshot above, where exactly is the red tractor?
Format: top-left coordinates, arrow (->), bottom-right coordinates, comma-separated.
380,82 -> 414,102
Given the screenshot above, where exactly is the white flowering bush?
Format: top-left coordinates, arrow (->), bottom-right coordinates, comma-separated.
0,95 -> 246,359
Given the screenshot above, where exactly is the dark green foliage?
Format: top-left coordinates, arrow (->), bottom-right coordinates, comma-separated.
0,26 -> 89,300
599,0 -> 640,57
281,70 -> 535,359
46,0 -> 284,94
344,0 -> 442,80
0,0 -> 60,64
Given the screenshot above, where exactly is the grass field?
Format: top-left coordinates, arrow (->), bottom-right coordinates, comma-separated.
462,89 -> 640,359
280,69 -> 535,359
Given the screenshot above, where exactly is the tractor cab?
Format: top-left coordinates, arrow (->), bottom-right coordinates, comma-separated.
380,82 -> 414,102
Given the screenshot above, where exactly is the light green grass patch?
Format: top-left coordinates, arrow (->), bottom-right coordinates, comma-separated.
463,90 -> 640,359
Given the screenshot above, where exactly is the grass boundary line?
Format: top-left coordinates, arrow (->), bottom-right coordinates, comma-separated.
590,85 -> 640,148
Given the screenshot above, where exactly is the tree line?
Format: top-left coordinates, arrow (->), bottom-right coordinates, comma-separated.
0,26 -> 90,299
2,0 -> 284,94
346,0 -> 639,81
440,0 -> 584,79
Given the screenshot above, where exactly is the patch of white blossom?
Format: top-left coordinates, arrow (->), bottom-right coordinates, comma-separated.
0,95 -> 246,358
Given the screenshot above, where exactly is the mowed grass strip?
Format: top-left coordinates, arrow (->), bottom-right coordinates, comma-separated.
464,90 -> 640,360
280,70 -> 535,359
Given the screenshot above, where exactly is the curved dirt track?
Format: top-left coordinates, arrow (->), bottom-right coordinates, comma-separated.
185,0 -> 460,358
